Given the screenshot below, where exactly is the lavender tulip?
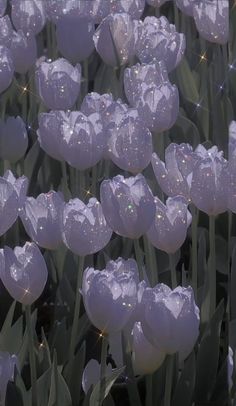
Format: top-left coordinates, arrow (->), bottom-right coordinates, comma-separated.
56,16 -> 95,63
106,108 -> 153,173
88,0 -> 110,24
227,122 -> 236,213
146,0 -> 169,7
0,0 -> 6,17
190,145 -> 228,215
100,174 -> 156,239
46,0 -> 90,22
37,111 -> 66,161
193,0 -> 229,44
0,175 -> 19,236
20,191 -> 64,250
152,143 -> 198,200
0,16 -> 13,47
228,347 -> 234,392
81,92 -> 114,118
0,242 -> 48,305
0,46 -> 14,94
175,0 -> 195,16
59,111 -> 105,170
135,16 -> 185,72
146,196 -> 192,254
82,360 -> 112,394
140,284 -> 200,360
10,30 -> 37,74
131,322 -> 165,375
11,0 -> 46,36
61,198 -> 112,256
93,13 -> 136,67
35,58 -> 81,110
0,116 -> 28,162
82,258 -> 139,333
110,0 -> 145,19
0,352 -> 18,405
3,170 -> 28,209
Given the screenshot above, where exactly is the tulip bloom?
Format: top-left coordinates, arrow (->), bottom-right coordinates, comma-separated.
93,13 -> 136,67
0,46 -> 14,94
3,170 -> 29,209
37,111 -> 66,161
10,30 -> 37,74
175,0 -> 195,16
146,0 -> 169,7
0,242 -> 48,305
146,196 -> 192,254
35,58 -> 81,110
0,352 -> 18,405
141,284 -> 200,360
100,174 -> 156,239
82,258 -> 139,334
135,16 -> 185,72
0,176 -> 19,236
61,198 -> 112,256
228,122 -> 236,213
82,359 -> 112,394
11,0 -> 46,35
0,0 -> 6,16
20,191 -> 64,250
0,116 -> 28,162
56,16 -> 95,63
0,16 -> 13,47
81,92 -> 114,118
109,0 -> 145,19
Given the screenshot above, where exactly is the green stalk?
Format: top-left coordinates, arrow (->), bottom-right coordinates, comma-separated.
164,356 -> 174,406
209,215 -> 216,317
25,305 -> 38,406
134,239 -> 144,280
191,206 -> 199,297
143,235 -> 158,285
169,253 -> 177,289
145,375 -> 153,406
99,335 -> 108,406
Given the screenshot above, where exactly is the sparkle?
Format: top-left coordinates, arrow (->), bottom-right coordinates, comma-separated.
199,52 -> 207,63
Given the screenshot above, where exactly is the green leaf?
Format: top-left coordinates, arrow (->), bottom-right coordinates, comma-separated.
48,351 -> 72,406
176,57 -> 199,103
89,366 -> 125,406
63,341 -> 86,406
171,352 -> 196,406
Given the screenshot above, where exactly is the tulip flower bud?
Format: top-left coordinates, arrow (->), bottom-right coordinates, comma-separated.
146,0 -> 169,7
82,258 -> 139,333
107,108 -> 153,173
35,58 -> 81,110
0,116 -> 28,162
81,92 -> 114,118
0,352 -> 18,405
59,111 -> 105,170
20,191 -> 64,250
146,196 -> 192,254
61,198 -> 112,256
37,111 -> 66,161
87,0 -> 110,24
175,0 -> 195,16
11,0 -> 46,36
0,16 -> 13,47
0,0 -> 7,17
228,122 -> 236,213
3,170 -> 29,209
151,143 -> 198,200
0,46 -> 14,94
82,360 -> 112,394
131,322 -> 165,375
93,13 -> 136,67
193,0 -> 229,44
110,0 -> 145,19
0,242 -> 48,305
10,30 -> 37,74
56,16 -> 95,63
100,174 -> 156,239
141,284 -> 200,360
190,145 -> 228,215
0,175 -> 20,236
46,0 -> 90,22
135,16 -> 185,72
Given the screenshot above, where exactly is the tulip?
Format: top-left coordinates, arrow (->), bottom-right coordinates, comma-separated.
82,258 -> 139,333
0,242 -> 48,305
81,92 -> 114,119
0,46 -> 14,94
10,30 -> 37,74
146,0 -> 169,7
3,170 -> 28,209
0,16 -> 13,47
227,122 -> 236,213
193,0 -> 229,44
88,0 -> 110,24
56,16 -> 95,63
151,143 -> 199,200
0,116 -> 28,162
228,347 -> 234,392
175,0 -> 195,16
20,191 -> 64,250
0,175 -> 20,236
100,174 -> 156,239
190,145 -> 228,215
93,13 -> 136,67
146,196 -> 192,254
35,58 -> 81,110
46,0 -> 89,22
131,322 -> 165,375
109,0 -> 145,19
11,0 -> 46,36
0,352 -> 18,405
140,284 -> 200,360
228,121 -> 236,160
106,107 -> 153,173
61,197 -> 112,256
0,0 -> 6,17
59,111 -> 105,170
135,16 -> 185,72
82,359 -> 112,394
37,111 -> 66,161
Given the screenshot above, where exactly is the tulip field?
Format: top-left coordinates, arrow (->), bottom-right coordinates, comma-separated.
0,0 -> 234,405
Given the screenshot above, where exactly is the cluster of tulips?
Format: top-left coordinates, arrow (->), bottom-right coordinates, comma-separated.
0,0 -> 232,404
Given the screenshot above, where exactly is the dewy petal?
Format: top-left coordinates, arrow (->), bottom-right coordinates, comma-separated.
82,359 -> 112,394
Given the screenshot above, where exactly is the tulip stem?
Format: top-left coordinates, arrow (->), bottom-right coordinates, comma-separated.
169,254 -> 177,289
145,375 -> 153,406
99,334 -> 108,406
191,206 -> 199,297
25,305 -> 38,406
143,235 -> 158,285
209,215 -> 216,317
134,239 -> 144,281
68,256 -> 85,369
164,355 -> 174,406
